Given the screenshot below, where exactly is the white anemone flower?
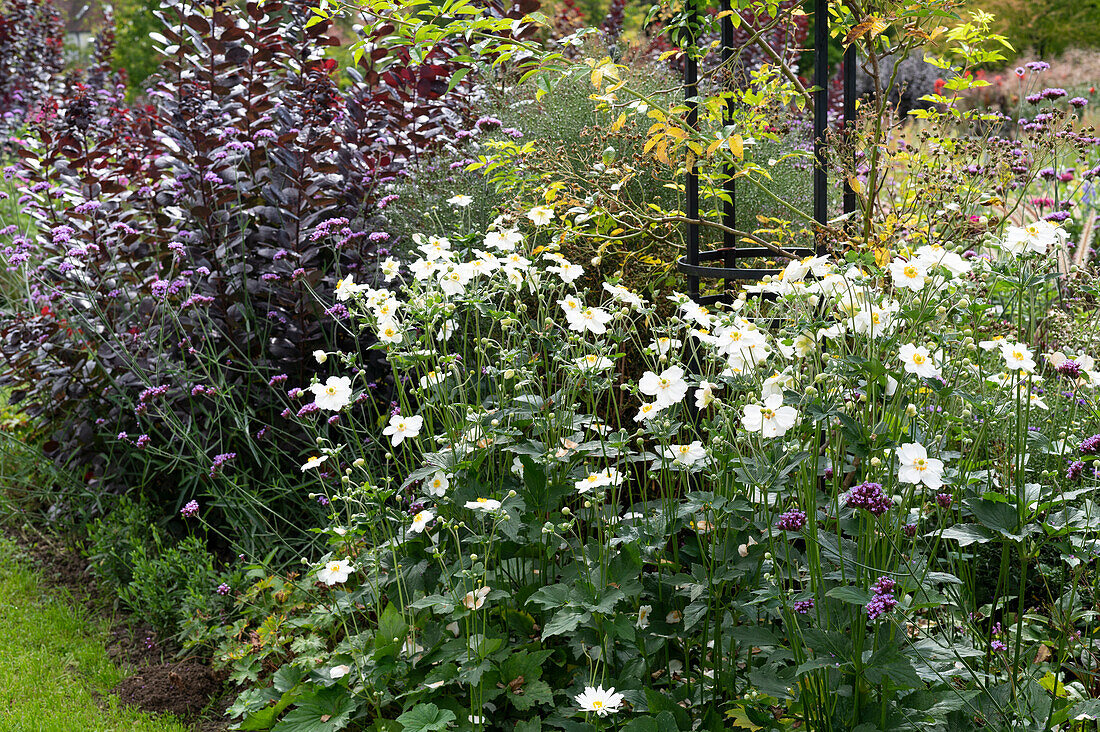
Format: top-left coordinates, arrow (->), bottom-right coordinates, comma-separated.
916,244 -> 970,276
634,402 -> 662,422
1001,341 -> 1036,372
638,365 -> 689,408
888,258 -> 927,291
310,376 -> 353,411
741,394 -> 799,438
465,497 -> 502,512
566,306 -> 614,335
419,370 -> 446,389
663,441 -> 707,466
1003,221 -> 1065,256
380,257 -> 400,282
426,472 -> 449,497
317,558 -> 353,586
300,454 -> 328,471
408,257 -> 436,281
484,228 -> 523,251
334,276 -> 365,301
376,319 -> 404,345
409,509 -> 434,534
650,336 -> 682,354
527,205 -> 554,225
896,442 -> 945,489
602,282 -> 645,309
575,686 -> 624,717
462,585 -> 491,610
573,354 -> 614,371
636,605 -> 652,628
694,380 -> 721,409
329,664 -> 350,679
898,343 -> 941,379
382,414 -> 424,446
447,194 -> 473,207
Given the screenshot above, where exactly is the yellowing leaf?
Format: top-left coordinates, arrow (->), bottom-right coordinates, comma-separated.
846,16 -> 888,45
728,134 -> 743,160
726,707 -> 762,731
610,113 -> 626,133
846,175 -> 863,195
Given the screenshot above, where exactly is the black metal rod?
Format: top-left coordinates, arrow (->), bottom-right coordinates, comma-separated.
720,0 -> 736,288
843,43 -> 857,218
812,0 -> 828,248
685,0 -> 700,299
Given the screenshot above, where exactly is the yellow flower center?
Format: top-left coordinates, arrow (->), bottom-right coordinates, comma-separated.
913,354 -> 926,365
915,459 -> 926,470
325,387 -> 337,396
903,265 -> 918,278
593,701 -> 604,710
1013,350 -> 1024,360
761,408 -> 775,419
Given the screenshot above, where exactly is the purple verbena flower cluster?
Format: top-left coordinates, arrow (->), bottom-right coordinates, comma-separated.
846,482 -> 892,516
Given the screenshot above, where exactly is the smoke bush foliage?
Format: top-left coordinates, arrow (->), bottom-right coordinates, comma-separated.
0,0 -> 476,556
0,0 -> 64,134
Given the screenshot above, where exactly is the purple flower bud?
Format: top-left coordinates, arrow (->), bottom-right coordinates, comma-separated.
776,509 -> 807,532
181,500 -> 200,518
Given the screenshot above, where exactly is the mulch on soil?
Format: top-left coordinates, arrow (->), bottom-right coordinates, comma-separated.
2,523 -> 233,731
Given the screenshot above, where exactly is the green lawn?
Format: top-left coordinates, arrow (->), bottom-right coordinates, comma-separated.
0,538 -> 189,732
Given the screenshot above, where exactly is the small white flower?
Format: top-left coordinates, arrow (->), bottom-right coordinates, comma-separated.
313,349 -> 328,364
898,343 -> 941,380
1028,393 -> 1049,410
462,585 -> 491,610
465,497 -> 502,512
637,604 -> 652,628
376,319 -> 404,345
1003,221 -> 1065,256
317,558 -> 353,586
888,258 -> 927,291
573,354 -> 614,371
408,257 -> 436,281
426,472 -> 449,497
527,205 -> 554,226
309,376 -> 353,411
574,467 -> 622,494
334,276 -> 365,301
663,441 -> 707,467
435,319 -> 456,342
741,394 -> 799,438
896,442 -> 945,490
602,282 -> 645,309
1001,341 -> 1036,372
549,262 -> 584,283
329,664 -> 350,679
484,228 -> 523,251
650,336 -> 682,355
575,685 -> 624,717
634,402 -> 662,422
639,365 -> 689,408
380,257 -> 400,282
694,380 -> 720,409
382,414 -> 424,446
419,370 -> 446,389
666,610 -> 683,624
566,306 -> 614,335
409,509 -> 434,534
447,194 -> 473,207
301,454 -> 328,471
